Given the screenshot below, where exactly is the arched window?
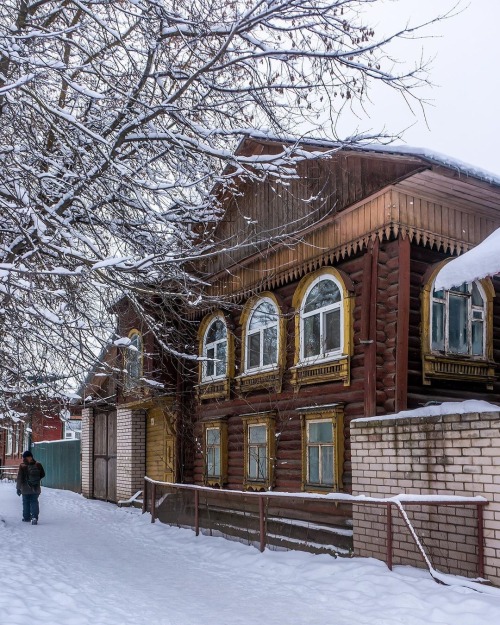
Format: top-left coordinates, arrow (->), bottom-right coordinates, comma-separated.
431,280 -> 486,357
203,318 -> 227,381
125,331 -> 143,387
246,299 -> 279,371
300,275 -> 343,361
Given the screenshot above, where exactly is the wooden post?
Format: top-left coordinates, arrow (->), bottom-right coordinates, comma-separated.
395,235 -> 410,412
259,496 -> 266,552
386,503 -> 393,571
195,489 -> 200,537
151,481 -> 156,523
477,503 -> 485,579
142,479 -> 147,514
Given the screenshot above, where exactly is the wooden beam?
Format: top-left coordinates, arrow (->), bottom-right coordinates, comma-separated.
395,236 -> 410,412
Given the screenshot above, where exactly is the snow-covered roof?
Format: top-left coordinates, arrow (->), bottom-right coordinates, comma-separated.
240,132 -> 500,187
434,228 -> 500,289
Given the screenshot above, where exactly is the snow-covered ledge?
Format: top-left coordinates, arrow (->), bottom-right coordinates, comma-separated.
350,401 -> 500,586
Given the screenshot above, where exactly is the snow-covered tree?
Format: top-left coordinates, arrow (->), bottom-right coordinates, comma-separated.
0,0 -> 450,414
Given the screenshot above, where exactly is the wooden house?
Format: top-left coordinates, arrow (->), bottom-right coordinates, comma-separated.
81,137 -> 500,513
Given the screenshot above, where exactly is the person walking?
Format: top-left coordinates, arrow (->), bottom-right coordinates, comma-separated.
16,451 -> 45,525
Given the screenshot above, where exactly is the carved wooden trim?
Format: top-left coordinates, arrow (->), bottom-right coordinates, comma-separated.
196,378 -> 231,401
291,356 -> 350,390
422,354 -> 496,389
235,369 -> 283,395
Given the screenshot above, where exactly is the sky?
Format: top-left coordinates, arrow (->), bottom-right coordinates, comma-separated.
331,0 -> 500,175
1,483 -> 500,625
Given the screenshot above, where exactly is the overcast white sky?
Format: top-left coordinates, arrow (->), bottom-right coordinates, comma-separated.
329,0 -> 500,175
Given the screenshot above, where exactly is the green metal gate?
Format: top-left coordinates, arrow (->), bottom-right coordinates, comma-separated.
31,440 -> 81,493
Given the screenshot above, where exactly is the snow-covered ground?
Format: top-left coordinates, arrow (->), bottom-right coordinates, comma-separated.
1,483 -> 500,625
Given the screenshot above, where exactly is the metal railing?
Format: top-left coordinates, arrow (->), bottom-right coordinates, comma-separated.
0,466 -> 18,481
142,477 -> 488,580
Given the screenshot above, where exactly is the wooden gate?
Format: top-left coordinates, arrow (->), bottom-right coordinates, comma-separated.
93,409 -> 117,502
146,406 -> 176,483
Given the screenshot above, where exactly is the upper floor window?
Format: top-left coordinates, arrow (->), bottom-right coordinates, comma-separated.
431,281 -> 486,357
125,330 -> 143,388
203,318 -> 227,381
300,275 -> 343,362
246,299 -> 279,371
422,265 -> 495,389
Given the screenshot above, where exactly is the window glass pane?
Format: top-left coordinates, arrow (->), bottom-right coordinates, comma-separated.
431,301 -> 445,351
309,421 -> 333,443
249,425 -> 266,443
453,283 -> 468,294
206,448 -> 215,476
324,309 -> 341,352
248,332 -> 261,368
216,341 -> 227,376
321,446 -> 334,486
257,448 -> 267,479
206,346 -> 215,377
471,282 -> 484,307
472,320 -> 484,356
207,319 -> 226,343
248,446 -> 267,479
207,428 -> 220,445
127,334 -> 141,380
214,451 -> 221,477
304,280 -> 341,313
263,326 -> 277,366
249,301 -> 277,330
448,294 -> 468,354
308,446 -> 319,483
433,288 -> 445,300
303,314 -> 320,358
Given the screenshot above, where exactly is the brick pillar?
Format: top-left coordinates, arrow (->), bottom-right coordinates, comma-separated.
116,407 -> 146,502
81,407 -> 94,498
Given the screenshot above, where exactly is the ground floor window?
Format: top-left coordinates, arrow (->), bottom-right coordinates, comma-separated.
299,404 -> 344,492
203,420 -> 228,486
242,412 -> 275,490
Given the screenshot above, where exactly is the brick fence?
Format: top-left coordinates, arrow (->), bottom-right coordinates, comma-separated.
351,409 -> 500,586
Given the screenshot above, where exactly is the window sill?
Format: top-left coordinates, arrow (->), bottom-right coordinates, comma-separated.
204,477 -> 226,488
291,355 -> 350,390
243,480 -> 271,492
422,354 -> 496,389
236,369 -> 282,394
196,378 -> 231,401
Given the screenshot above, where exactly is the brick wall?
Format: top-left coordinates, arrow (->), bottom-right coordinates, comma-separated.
81,408 -> 94,498
351,410 -> 500,585
116,407 -> 146,502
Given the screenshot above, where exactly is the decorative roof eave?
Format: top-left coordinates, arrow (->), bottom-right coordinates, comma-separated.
199,186 -> 500,306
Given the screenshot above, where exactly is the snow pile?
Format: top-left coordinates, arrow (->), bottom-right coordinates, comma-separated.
1,484 -> 499,625
434,228 -> 500,289
353,400 -> 500,424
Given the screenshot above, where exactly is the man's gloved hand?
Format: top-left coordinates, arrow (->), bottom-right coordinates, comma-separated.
16,489 -> 21,496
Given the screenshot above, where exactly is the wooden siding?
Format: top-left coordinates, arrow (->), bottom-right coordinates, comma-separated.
205,187 -> 500,301
207,153 -> 424,277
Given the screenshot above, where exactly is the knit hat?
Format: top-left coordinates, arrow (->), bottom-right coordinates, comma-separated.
22,450 -> 33,459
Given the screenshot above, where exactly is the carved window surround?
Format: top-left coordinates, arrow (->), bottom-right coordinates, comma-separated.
196,378 -> 231,401
291,356 -> 350,390
235,369 -> 283,395
423,354 -> 496,390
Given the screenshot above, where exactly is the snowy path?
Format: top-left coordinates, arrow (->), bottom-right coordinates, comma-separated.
1,483 -> 500,625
